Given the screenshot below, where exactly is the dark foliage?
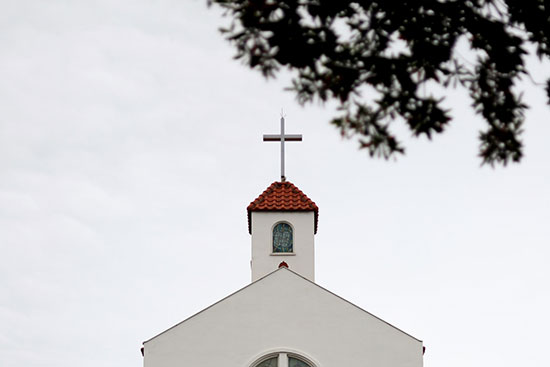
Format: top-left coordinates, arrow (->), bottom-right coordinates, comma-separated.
209,0 -> 550,165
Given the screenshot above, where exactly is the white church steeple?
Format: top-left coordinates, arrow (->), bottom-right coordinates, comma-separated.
247,181 -> 318,282
143,113 -> 425,367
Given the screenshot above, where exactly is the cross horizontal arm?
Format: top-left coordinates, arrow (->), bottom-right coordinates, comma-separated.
263,134 -> 303,142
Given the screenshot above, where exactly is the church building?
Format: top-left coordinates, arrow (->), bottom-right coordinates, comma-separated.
141,118 -> 424,367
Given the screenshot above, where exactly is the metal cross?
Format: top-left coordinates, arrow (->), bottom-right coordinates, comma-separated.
263,116 -> 302,182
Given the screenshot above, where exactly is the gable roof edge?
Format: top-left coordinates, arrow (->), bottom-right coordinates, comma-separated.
285,268 -> 423,343
143,268 -> 422,345
142,268 -> 286,344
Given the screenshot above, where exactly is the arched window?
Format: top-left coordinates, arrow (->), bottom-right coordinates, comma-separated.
253,353 -> 313,367
272,222 -> 293,253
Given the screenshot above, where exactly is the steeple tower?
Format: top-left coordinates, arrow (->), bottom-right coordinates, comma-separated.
247,181 -> 318,282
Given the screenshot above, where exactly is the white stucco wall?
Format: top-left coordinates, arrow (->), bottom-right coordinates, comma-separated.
250,211 -> 315,282
143,268 -> 423,367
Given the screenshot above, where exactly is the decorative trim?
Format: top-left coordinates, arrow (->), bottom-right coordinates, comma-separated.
270,253 -> 296,256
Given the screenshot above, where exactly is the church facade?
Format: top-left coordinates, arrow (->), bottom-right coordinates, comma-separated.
142,181 -> 424,367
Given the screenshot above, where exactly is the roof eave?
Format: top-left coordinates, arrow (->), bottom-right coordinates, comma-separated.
247,208 -> 319,234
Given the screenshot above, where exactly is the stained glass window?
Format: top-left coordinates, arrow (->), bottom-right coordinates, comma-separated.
288,357 -> 312,367
256,356 -> 278,367
273,222 -> 293,253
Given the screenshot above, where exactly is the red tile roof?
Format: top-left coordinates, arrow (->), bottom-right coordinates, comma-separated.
247,181 -> 319,234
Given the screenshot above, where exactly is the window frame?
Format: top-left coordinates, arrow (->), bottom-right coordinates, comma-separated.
254,354 -> 279,367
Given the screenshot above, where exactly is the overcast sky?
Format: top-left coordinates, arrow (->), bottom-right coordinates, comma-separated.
1,1 -> 549,367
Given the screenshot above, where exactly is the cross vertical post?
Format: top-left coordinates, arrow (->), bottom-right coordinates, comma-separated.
280,116 -> 285,180
263,116 -> 302,182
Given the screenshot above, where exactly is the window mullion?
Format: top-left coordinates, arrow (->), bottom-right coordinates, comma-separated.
279,353 -> 289,367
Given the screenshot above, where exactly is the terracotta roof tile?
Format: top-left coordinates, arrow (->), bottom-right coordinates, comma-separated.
247,181 -> 318,234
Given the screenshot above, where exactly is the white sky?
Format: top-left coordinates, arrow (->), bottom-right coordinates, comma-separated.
1,1 -> 549,367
